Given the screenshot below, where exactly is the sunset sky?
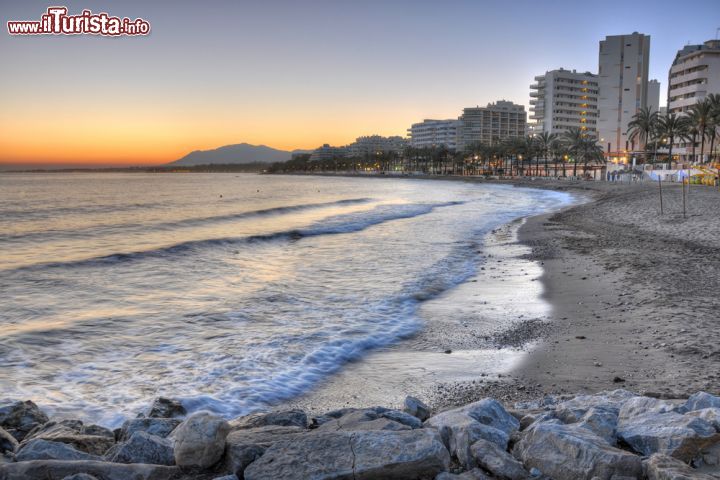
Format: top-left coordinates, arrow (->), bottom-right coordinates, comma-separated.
1,0 -> 719,166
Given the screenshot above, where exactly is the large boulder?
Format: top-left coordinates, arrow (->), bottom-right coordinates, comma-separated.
554,389 -> 636,421
147,397 -> 186,419
617,411 -> 720,462
685,408 -> 720,431
681,393 -> 720,413
223,425 -> 306,478
21,420 -> 115,456
435,470 -> 491,480
0,460 -> 181,480
425,399 -> 519,469
118,418 -> 181,441
105,431 -> 174,465
61,474 -> 100,480
469,438 -> 529,480
15,439 -> 100,462
244,429 -> 450,480
0,428 -> 18,454
513,422 -> 642,480
0,400 -> 49,442
171,412 -> 230,469
315,409 -> 412,433
404,396 -> 431,422
618,396 -> 677,421
642,453 -> 718,480
229,409 -> 307,430
573,405 -> 619,444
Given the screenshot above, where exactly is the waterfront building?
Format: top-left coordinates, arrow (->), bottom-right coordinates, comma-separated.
408,119 -> 459,150
597,32 -> 651,157
346,135 -> 409,158
668,39 -> 720,162
529,69 -> 599,138
309,144 -> 348,162
456,100 -> 526,152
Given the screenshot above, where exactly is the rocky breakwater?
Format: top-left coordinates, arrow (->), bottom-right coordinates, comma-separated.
1,391 -> 720,479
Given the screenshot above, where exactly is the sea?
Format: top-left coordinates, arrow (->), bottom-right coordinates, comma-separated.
0,173 -> 572,426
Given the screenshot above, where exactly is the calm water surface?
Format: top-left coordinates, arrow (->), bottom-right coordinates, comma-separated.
0,173 -> 571,425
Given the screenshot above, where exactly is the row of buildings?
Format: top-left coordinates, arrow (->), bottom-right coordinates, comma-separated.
408,34 -> 720,163
308,34 -> 720,164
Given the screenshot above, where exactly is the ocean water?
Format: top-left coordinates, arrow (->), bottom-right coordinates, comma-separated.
0,173 -> 572,426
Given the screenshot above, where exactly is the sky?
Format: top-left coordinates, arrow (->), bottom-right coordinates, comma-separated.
1,0 -> 719,166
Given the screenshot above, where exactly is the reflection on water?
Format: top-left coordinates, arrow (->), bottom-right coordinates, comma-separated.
0,173 -> 572,426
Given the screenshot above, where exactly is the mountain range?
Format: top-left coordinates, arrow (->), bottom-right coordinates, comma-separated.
168,143 -> 309,166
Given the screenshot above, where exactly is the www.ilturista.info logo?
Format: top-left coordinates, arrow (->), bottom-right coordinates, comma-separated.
7,7 -> 150,36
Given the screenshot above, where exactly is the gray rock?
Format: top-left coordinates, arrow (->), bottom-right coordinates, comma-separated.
435,470 -> 491,480
470,438 -> 529,479
0,427 -> 18,454
618,396 -> 677,421
513,422 -> 642,480
378,409 -> 423,429
685,408 -> 720,431
574,405 -> 619,444
0,400 -> 49,441
405,396 -> 432,421
229,409 -> 307,430
617,411 -> 720,462
315,409 -> 411,433
682,392 -> 720,413
0,460 -> 181,480
554,390 -> 635,420
171,411 -> 230,469
212,476 -> 239,480
642,453 -> 718,480
244,429 -> 450,480
118,418 -> 182,441
425,399 -> 519,468
105,431 -> 174,465
61,475 -> 99,480
15,439 -> 100,462
21,420 -> 115,456
223,425 -> 306,478
147,397 -> 186,419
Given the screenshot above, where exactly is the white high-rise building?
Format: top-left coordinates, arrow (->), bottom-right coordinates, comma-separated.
456,100 -> 526,152
647,79 -> 661,114
668,39 -> 720,162
668,40 -> 720,114
529,69 -> 599,138
408,119 -> 459,150
597,32 -> 651,156
346,135 -> 408,158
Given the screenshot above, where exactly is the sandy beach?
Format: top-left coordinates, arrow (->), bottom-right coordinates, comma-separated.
282,175 -> 720,412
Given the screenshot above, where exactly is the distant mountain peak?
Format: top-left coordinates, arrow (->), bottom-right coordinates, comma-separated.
168,143 -> 295,166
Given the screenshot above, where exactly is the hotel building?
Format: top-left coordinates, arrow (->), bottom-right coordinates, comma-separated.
408,119 -> 459,150
456,100 -> 527,152
668,39 -> 720,162
529,69 -> 599,138
346,135 -> 409,158
597,32 -> 651,156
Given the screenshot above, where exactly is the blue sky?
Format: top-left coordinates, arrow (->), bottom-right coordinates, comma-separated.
1,0 -> 719,163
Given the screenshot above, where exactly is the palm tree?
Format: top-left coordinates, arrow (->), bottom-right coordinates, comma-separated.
627,107 -> 659,164
562,127 -> 585,177
706,93 -> 720,165
534,132 -> 558,177
681,123 -> 699,166
687,100 -> 713,163
656,113 -> 688,168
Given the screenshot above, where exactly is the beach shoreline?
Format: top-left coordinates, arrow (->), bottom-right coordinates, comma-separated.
282,173 -> 720,407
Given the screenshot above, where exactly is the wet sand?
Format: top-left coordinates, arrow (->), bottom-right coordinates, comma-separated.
284,175 -> 720,413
